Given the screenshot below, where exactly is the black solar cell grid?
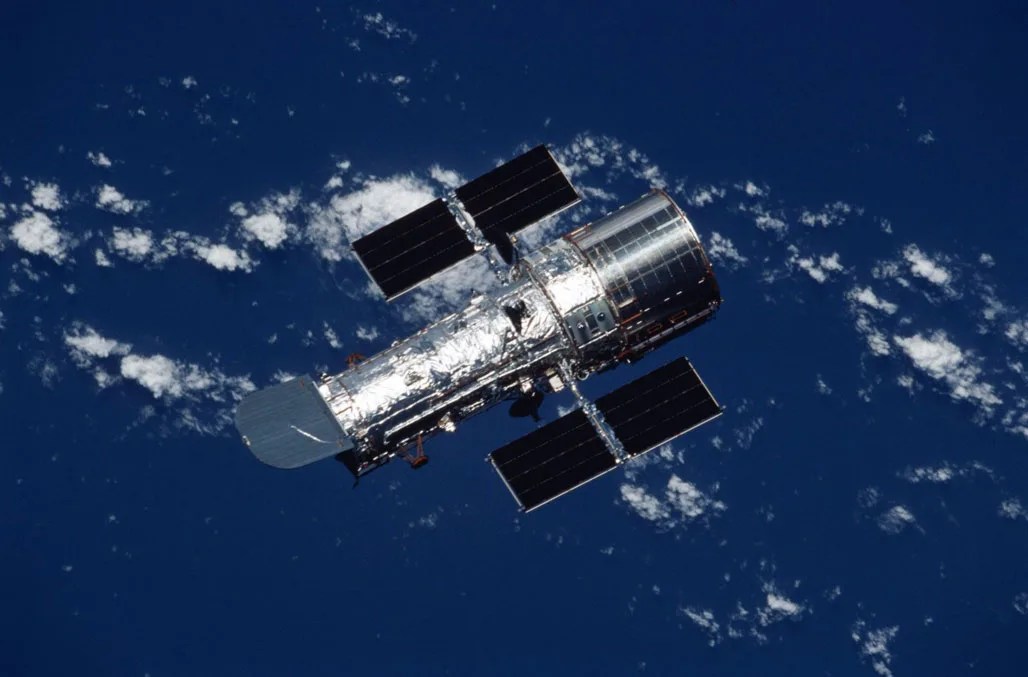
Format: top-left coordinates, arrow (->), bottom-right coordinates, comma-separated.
352,198 -> 476,298
489,410 -> 618,511
596,358 -> 721,457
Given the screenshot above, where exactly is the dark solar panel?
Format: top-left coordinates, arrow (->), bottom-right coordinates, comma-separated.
475,175 -> 580,236
352,198 -> 476,299
455,145 -> 579,236
489,410 -> 618,511
597,358 -> 722,457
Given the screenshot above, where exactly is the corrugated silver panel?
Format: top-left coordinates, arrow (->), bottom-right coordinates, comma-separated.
235,376 -> 354,469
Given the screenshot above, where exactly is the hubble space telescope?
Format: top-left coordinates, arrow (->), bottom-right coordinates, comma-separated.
235,145 -> 724,511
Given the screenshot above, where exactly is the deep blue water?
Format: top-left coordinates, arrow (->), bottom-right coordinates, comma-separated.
2,2 -> 1027,675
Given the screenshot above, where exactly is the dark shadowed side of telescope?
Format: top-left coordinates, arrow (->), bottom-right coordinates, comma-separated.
235,376 -> 355,469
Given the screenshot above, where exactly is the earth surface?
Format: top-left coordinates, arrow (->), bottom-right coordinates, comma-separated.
3,2 -> 1028,675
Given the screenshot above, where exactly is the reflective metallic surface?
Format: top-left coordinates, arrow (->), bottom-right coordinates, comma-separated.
236,190 -> 722,473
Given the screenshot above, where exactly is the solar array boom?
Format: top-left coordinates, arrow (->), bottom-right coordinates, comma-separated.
351,199 -> 476,300
596,357 -> 722,457
488,410 -> 618,511
351,145 -> 580,299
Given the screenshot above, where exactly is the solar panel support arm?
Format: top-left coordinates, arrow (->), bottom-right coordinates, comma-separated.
445,195 -> 520,286
557,361 -> 627,463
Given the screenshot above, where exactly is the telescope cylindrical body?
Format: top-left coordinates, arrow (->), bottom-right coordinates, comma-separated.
317,190 -> 721,467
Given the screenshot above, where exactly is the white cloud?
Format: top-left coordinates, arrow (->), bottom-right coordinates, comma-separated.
64,324 -> 132,366
305,174 -> 437,262
182,75 -> 198,89
757,584 -> 805,626
999,498 -> 1027,521
323,323 -> 343,349
399,256 -> 498,323
109,227 -> 155,262
619,483 -> 670,523
686,185 -> 726,207
789,246 -> 843,283
681,607 -> 722,647
620,473 -> 725,528
120,353 -> 254,405
899,464 -> 954,483
893,331 -> 1001,414
740,203 -> 787,234
94,249 -> 113,267
355,325 -> 380,341
917,130 -> 936,145
191,242 -> 254,272
553,133 -> 667,188
979,252 -> 995,267
878,505 -> 919,534
848,286 -> 898,315
241,213 -> 289,249
361,11 -> 417,42
816,375 -> 832,395
96,184 -> 147,214
902,244 -> 951,287
87,151 -> 113,167
1015,593 -> 1028,616
706,232 -> 748,269
30,182 -> 64,211
800,201 -> 853,228
236,189 -> 301,249
10,211 -> 71,263
429,165 -> 463,190
1006,320 -> 1028,349
740,180 -> 766,197
852,622 -> 899,677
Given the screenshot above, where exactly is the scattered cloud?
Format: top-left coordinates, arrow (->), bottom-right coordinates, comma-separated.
877,505 -> 920,534
109,227 -> 158,263
788,246 -> 844,283
305,173 -> 436,262
893,331 -> 1001,415
999,498 -> 1027,521
852,622 -> 899,677
739,180 -> 766,197
917,130 -> 936,145
757,583 -> 805,626
64,324 -> 132,365
182,75 -> 198,89
96,184 -> 147,214
355,325 -> 380,341
30,182 -> 65,211
428,165 -> 463,190
1005,320 -> 1028,350
898,461 -> 992,484
94,249 -> 113,267
191,242 -> 254,272
361,11 -> 417,42
902,244 -> 951,288
848,286 -> 898,315
799,201 -> 854,228
706,232 -> 748,269
619,473 -> 725,529
686,185 -> 726,207
236,189 -> 301,249
87,151 -> 113,168
9,211 -> 71,263
739,202 -> 787,235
